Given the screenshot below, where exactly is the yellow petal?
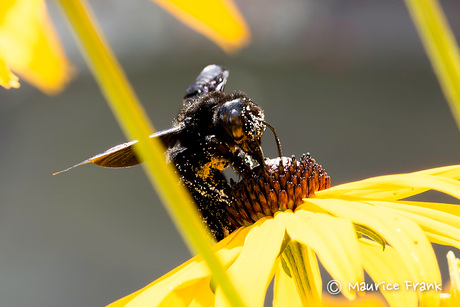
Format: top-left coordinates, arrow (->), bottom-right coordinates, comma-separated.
304,198 -> 441,306
215,216 -> 286,307
283,210 -> 363,299
416,165 -> 460,179
0,56 -> 19,88
370,200 -> 460,249
188,278 -> 214,307
0,0 -> 72,94
273,262 -> 303,307
317,166 -> 460,201
425,232 -> 460,250
322,294 -> 388,307
446,251 -> 460,304
160,277 -> 213,307
113,261 -> 209,307
151,0 -> 250,52
108,228 -> 247,306
359,238 -> 418,307
394,200 -> 460,218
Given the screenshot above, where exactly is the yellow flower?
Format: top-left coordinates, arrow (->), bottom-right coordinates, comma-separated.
107,160 -> 460,307
151,0 -> 250,52
0,0 -> 72,93
0,0 -> 248,92
440,251 -> 460,306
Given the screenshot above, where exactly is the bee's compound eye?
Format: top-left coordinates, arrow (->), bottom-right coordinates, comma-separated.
228,109 -> 244,142
217,101 -> 246,144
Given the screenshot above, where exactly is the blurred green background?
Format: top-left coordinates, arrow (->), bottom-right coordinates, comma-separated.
1,0 -> 460,306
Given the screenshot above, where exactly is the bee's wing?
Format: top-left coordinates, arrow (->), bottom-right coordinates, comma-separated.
53,125 -> 183,175
183,64 -> 229,104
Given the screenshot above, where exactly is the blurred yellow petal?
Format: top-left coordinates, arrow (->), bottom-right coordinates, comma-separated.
188,278 -> 215,307
108,228 -> 248,307
359,239 -> 417,307
284,210 -> 363,299
0,0 -> 72,93
0,56 -> 19,88
322,293 -> 388,307
151,0 -> 250,52
440,251 -> 460,307
158,277 -> 213,307
215,216 -> 285,306
111,259 -> 211,307
447,251 -> 460,305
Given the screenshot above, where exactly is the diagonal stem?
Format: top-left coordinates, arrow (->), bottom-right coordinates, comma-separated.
55,0 -> 244,305
404,0 -> 460,131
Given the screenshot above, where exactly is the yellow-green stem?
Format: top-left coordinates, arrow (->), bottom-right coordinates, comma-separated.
55,0 -> 244,305
404,0 -> 460,131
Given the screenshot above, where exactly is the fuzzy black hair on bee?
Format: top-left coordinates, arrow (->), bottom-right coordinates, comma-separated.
55,65 -> 282,240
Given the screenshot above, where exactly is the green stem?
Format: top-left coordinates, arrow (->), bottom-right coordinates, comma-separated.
404,0 -> 460,131
55,0 -> 244,305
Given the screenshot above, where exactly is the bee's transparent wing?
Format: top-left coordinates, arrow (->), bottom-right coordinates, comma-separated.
183,64 -> 229,104
53,125 -> 183,175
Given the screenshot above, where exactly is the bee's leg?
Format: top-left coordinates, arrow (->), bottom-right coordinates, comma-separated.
229,149 -> 257,177
207,137 -> 253,177
182,172 -> 235,241
203,170 -> 237,239
169,147 -> 234,240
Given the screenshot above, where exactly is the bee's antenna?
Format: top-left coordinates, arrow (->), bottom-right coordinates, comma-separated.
263,121 -> 283,157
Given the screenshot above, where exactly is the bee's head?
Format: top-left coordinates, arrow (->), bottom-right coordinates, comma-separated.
216,95 -> 266,166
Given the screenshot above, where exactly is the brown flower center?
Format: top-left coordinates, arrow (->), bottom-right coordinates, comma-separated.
226,154 -> 331,227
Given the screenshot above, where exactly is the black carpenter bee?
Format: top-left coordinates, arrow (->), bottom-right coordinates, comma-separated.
55,65 -> 282,240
